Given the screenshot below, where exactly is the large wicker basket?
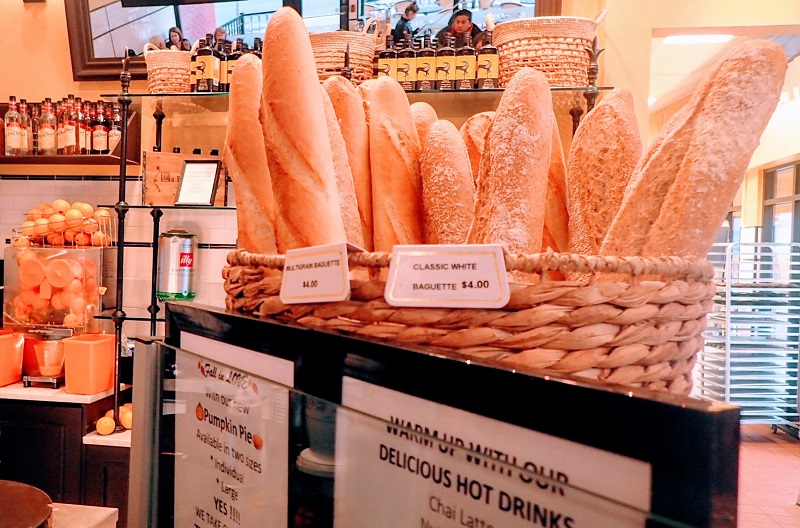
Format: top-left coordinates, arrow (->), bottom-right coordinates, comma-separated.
494,16 -> 597,87
143,43 -> 192,94
223,250 -> 716,395
309,20 -> 379,85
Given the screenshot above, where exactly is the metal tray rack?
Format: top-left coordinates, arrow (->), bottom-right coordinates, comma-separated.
698,243 -> 799,432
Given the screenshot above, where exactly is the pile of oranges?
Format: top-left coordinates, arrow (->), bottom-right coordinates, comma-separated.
96,403 -> 133,435
15,199 -> 113,247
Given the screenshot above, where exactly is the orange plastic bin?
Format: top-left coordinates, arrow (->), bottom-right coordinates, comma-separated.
0,331 -> 24,387
63,334 -> 115,395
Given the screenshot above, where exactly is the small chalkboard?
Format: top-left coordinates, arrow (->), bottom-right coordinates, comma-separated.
174,160 -> 221,206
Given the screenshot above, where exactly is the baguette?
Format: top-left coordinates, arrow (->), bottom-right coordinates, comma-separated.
321,87 -> 365,248
420,120 -> 474,244
260,8 -> 346,251
223,54 -> 277,255
542,115 -> 568,253
568,89 -> 641,254
410,102 -> 438,145
357,78 -> 378,129
602,40 -> 786,258
323,76 -> 373,249
467,68 -> 552,257
369,77 -> 424,251
459,111 -> 494,184
642,40 -> 786,258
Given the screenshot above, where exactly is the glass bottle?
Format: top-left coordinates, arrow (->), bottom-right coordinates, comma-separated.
476,31 -> 499,89
18,99 -> 31,156
38,99 -> 57,156
195,39 -> 220,93
108,103 -> 122,154
84,103 -> 95,154
415,34 -> 435,91
63,99 -> 78,155
226,41 -> 243,88
436,35 -> 456,91
56,100 -> 66,154
219,43 -> 231,92
455,34 -> 476,90
5,96 -> 21,156
30,102 -> 40,155
91,102 -> 110,155
378,35 -> 398,79
396,39 -> 417,91
190,44 -> 198,92
251,38 -> 262,59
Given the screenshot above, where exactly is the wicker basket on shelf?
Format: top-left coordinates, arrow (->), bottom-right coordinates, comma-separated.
493,16 -> 597,87
309,20 -> 380,85
223,250 -> 716,395
143,43 -> 192,94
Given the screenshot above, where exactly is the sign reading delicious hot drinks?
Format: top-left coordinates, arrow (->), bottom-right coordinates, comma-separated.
174,334 -> 294,528
334,378 -> 652,528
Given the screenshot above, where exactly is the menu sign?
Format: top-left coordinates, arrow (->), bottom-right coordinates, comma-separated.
174,335 -> 294,528
334,377 -> 652,528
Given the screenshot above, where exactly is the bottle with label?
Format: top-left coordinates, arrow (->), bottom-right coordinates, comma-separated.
84,103 -> 95,154
226,41 -> 243,88
30,102 -> 40,155
75,97 -> 85,154
109,104 -> 122,154
18,99 -> 31,156
377,35 -> 397,79
455,35 -> 477,90
91,102 -> 110,155
4,96 -> 20,156
38,99 -> 57,156
63,99 -> 78,155
396,39 -> 417,91
195,38 -> 221,92
252,38 -> 262,59
435,36 -> 456,91
415,35 -> 436,91
190,44 -> 198,92
219,43 -> 231,92
476,31 -> 499,89
56,100 -> 66,154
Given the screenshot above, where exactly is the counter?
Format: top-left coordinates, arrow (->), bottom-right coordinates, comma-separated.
83,429 -> 132,448
0,382 -> 117,404
52,503 -> 118,528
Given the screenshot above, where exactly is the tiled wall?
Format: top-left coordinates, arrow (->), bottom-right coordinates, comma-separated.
0,175 -> 237,338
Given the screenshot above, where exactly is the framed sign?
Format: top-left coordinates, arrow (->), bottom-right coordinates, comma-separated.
175,160 -> 222,206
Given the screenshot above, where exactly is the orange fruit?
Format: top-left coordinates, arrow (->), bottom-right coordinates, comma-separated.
46,233 -> 64,246
105,409 -> 115,419
19,258 -> 46,288
45,259 -> 75,288
20,221 -> 36,237
52,199 -> 71,214
70,296 -> 85,315
39,279 -> 52,300
26,209 -> 42,222
94,208 -> 112,226
123,403 -> 133,410
33,218 -> 50,236
76,202 -> 94,219
81,218 -> 99,234
11,236 -> 30,248
64,209 -> 84,229
48,213 -> 67,232
31,296 -> 49,311
91,232 -> 110,247
74,233 -> 91,246
62,313 -> 83,327
50,293 -> 66,311
64,278 -> 83,294
96,416 -> 115,435
119,407 -> 133,430
36,202 -> 53,214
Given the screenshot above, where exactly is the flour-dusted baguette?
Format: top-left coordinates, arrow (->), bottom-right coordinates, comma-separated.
323,76 -> 372,249
542,115 -> 568,252
602,40 -> 786,258
642,41 -> 786,258
260,7 -> 346,251
369,77 -> 424,251
467,68 -> 552,256
568,89 -> 641,254
459,111 -> 494,184
321,87 -> 365,248
357,78 -> 378,129
410,102 -> 438,145
420,120 -> 474,244
223,54 -> 277,255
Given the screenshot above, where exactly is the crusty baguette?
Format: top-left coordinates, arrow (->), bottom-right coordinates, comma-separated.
568,89 -> 641,254
323,76 -> 373,249
369,77 -> 424,251
542,115 -> 568,253
357,78 -> 378,129
321,87 -> 365,248
642,40 -> 786,258
602,40 -> 786,258
459,111 -> 494,184
260,7 -> 346,251
410,102 -> 438,145
467,68 -> 552,256
420,120 -> 474,244
223,54 -> 277,255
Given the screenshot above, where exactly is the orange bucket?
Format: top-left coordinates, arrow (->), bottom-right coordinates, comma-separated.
0,331 -> 24,387
63,334 -> 115,395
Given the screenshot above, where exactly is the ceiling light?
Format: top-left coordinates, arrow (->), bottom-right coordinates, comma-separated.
663,34 -> 734,45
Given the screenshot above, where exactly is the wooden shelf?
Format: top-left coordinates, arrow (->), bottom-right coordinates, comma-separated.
0,154 -> 139,165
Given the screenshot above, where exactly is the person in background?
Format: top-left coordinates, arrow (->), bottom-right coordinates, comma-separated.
393,3 -> 419,44
213,27 -> 230,50
168,26 -> 192,51
435,8 -> 481,47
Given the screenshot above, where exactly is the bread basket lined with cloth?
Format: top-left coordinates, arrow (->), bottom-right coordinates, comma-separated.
309,20 -> 380,85
224,250 -> 716,396
142,43 -> 193,94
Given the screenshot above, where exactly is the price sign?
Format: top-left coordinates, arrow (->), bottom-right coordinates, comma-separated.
384,244 -> 510,308
280,243 -> 350,304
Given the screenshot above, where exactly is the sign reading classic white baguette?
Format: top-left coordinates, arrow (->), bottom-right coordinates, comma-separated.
280,243 -> 350,304
385,244 -> 510,308
334,378 -> 651,528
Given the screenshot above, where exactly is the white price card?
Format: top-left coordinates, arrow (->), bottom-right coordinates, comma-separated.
280,243 -> 350,304
384,244 -> 510,308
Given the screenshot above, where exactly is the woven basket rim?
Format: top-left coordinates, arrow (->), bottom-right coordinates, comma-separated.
226,249 -> 716,281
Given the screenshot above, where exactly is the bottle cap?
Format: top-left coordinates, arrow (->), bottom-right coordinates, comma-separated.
173,147 -> 181,154
210,149 -> 219,156
192,148 -> 202,155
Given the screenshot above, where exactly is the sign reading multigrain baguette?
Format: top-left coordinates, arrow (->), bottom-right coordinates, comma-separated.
261,7 -> 346,251
222,54 -> 277,255
323,76 -> 374,250
601,40 -> 786,259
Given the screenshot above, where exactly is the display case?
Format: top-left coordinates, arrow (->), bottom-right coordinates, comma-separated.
698,242 -> 800,434
127,302 -> 740,528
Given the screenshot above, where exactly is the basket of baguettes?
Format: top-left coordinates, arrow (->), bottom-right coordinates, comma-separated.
222,8 -> 787,395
